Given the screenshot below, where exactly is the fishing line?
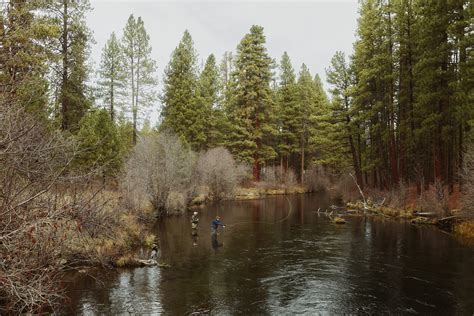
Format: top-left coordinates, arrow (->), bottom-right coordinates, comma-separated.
225,195 -> 293,228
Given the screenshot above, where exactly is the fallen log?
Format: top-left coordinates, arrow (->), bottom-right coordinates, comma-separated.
413,211 -> 437,218
136,259 -> 158,266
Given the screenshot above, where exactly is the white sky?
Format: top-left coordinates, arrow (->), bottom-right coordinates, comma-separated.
87,0 -> 359,121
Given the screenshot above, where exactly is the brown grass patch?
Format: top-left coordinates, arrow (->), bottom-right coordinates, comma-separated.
454,220 -> 474,239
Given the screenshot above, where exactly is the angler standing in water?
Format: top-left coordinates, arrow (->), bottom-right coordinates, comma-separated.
191,212 -> 199,233
211,216 -> 226,235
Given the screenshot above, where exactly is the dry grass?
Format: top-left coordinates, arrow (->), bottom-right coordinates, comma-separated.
417,180 -> 450,216
454,220 -> 474,239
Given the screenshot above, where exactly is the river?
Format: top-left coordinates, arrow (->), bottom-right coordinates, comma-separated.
63,193 -> 474,314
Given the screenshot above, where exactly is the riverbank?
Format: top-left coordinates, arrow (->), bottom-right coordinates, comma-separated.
190,184 -> 310,206
234,185 -> 309,200
346,200 -> 474,240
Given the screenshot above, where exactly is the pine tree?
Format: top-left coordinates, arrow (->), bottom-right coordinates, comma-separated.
333,0 -> 473,189
195,54 -> 225,149
276,52 -> 299,171
413,0 -> 456,184
226,25 -> 276,181
456,1 -> 474,165
122,15 -> 157,144
295,64 -> 319,182
0,0 -> 56,114
326,51 -> 362,185
351,0 -> 396,189
394,0 -> 416,183
48,0 -> 92,131
97,32 -> 126,122
220,51 -> 234,93
309,73 -> 333,167
75,108 -> 123,174
160,30 -> 203,148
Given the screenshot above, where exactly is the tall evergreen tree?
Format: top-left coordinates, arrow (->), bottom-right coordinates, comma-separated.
394,0 -> 417,183
226,25 -> 276,181
351,0 -> 396,189
276,52 -> 299,171
220,51 -> 234,93
295,64 -> 318,182
97,32 -> 126,122
332,0 -> 473,189
326,51 -> 362,185
122,14 -> 157,144
0,0 -> 56,114
160,30 -> 203,148
309,73 -> 333,167
48,0 -> 92,131
195,54 -> 225,149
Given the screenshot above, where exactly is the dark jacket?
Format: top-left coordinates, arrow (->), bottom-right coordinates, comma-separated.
211,219 -> 224,229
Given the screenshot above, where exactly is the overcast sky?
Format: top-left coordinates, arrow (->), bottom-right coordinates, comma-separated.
87,0 -> 359,120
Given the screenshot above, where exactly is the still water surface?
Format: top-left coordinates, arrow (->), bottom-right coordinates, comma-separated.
64,193 -> 474,314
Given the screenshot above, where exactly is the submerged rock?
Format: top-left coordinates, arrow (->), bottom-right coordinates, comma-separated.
411,217 -> 435,225
333,217 -> 346,224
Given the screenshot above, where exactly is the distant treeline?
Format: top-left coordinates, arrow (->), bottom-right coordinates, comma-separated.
327,0 -> 473,190
1,0 -> 472,187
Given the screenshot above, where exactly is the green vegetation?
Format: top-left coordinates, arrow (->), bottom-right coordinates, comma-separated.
122,14 -> 157,144
160,31 -> 201,148
328,0 -> 474,190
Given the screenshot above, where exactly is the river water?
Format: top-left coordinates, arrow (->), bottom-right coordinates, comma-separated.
64,193 -> 474,314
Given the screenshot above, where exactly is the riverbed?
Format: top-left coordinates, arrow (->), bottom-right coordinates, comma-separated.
63,193 -> 474,314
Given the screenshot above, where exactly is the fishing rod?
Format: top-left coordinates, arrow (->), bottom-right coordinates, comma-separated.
225,195 -> 293,228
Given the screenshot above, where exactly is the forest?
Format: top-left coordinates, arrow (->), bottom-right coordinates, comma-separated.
0,0 -> 473,313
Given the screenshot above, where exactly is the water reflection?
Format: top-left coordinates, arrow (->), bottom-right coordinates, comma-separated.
211,233 -> 223,251
63,193 -> 474,314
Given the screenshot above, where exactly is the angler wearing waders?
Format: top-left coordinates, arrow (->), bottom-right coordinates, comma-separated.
191,211 -> 199,236
211,216 -> 225,234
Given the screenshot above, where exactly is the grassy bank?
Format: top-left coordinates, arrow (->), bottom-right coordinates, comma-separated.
57,188 -> 157,269
234,185 -> 309,200
346,200 -> 474,240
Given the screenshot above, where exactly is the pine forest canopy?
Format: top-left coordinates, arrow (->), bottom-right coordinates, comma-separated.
0,0 -> 472,186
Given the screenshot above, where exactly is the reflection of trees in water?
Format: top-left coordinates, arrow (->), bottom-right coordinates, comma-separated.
64,267 -> 163,314
64,193 -> 474,314
341,217 -> 468,313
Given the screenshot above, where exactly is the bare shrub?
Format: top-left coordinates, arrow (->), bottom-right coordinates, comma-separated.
262,165 -> 277,184
196,147 -> 246,200
384,181 -> 409,209
166,191 -> 187,213
304,165 -> 331,192
122,132 -> 196,215
261,166 -> 297,188
0,102 -> 124,313
332,173 -> 359,202
418,180 -> 449,215
277,167 -> 297,186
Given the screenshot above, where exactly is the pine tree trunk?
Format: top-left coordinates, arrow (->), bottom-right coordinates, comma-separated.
135,53 -> 140,144
110,77 -> 114,122
131,53 -> 136,145
253,155 -> 260,182
300,139 -> 305,184
60,0 -> 69,130
387,10 -> 399,187
346,110 -> 363,189
253,117 -> 261,181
